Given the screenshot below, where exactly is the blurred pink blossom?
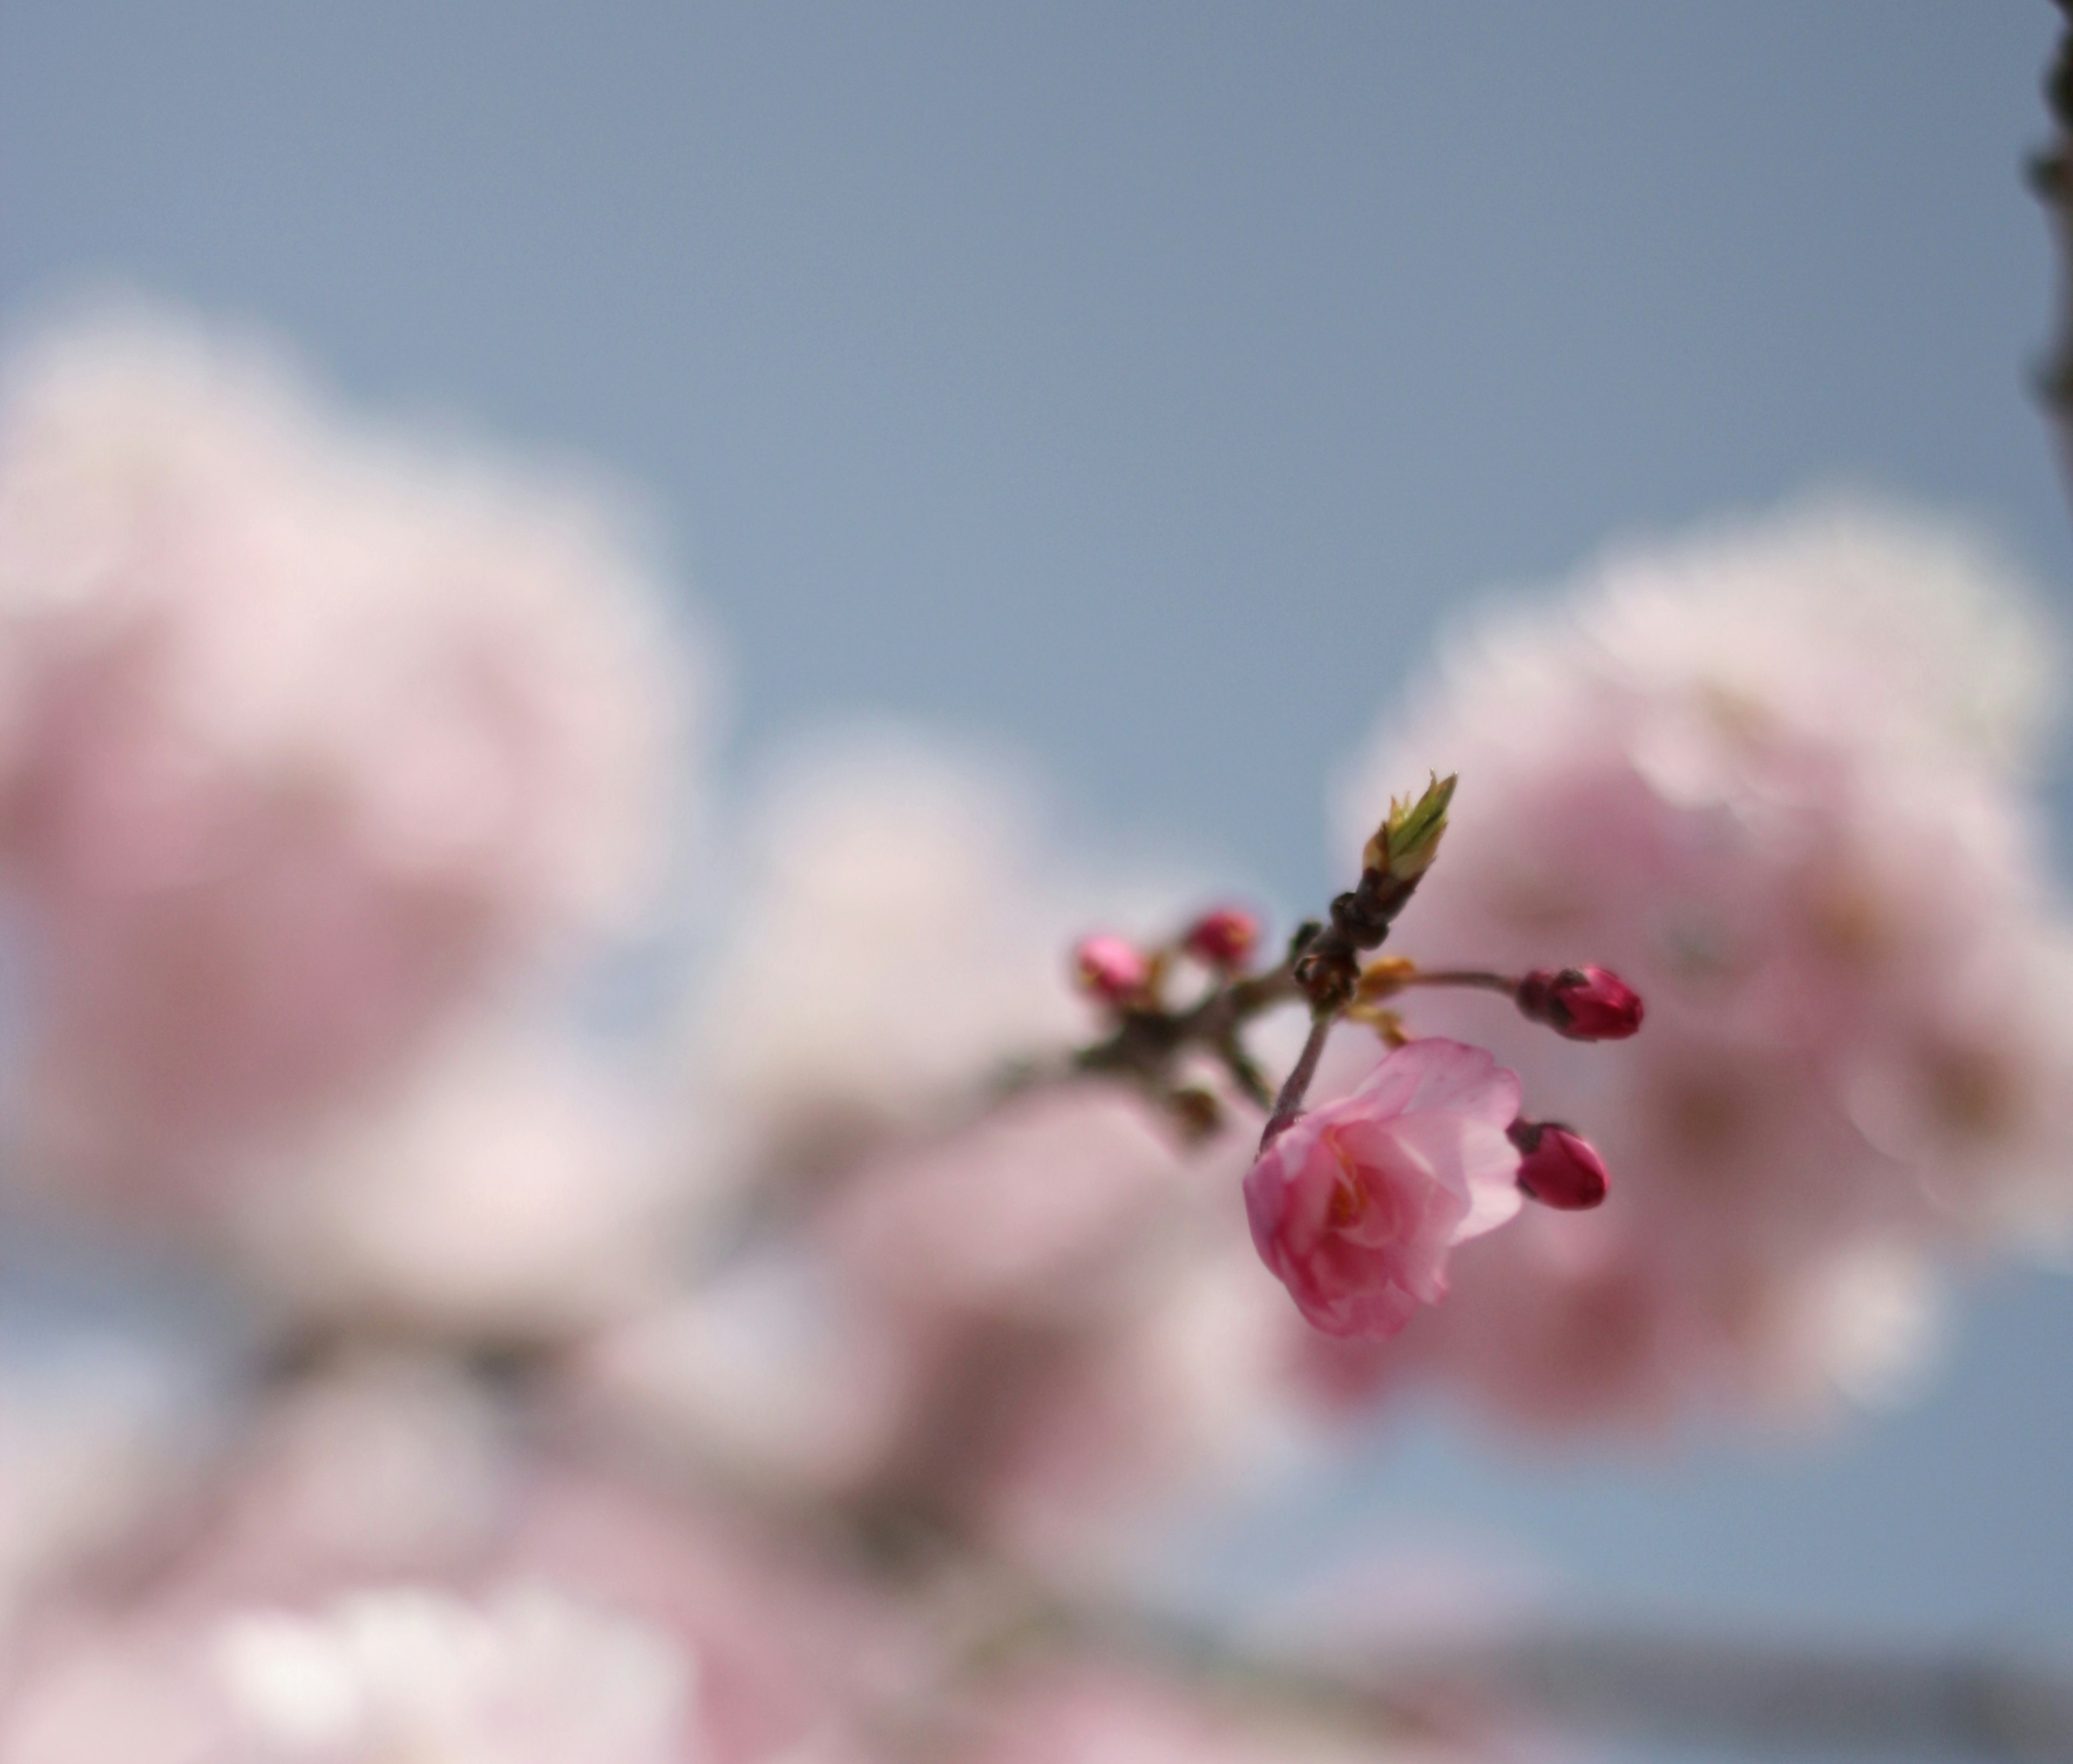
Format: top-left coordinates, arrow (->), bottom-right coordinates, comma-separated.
580,1077 -> 1292,1584
0,1581 -> 704,1764
1329,501 -> 2073,1423
1245,1040 -> 1523,1339
0,1354 -> 900,1764
816,1083 -> 1282,1574
1072,933 -> 1151,1005
823,1083 -> 1206,1323
588,734 -> 1310,1572
0,313 -> 704,1205
227,1022 -> 678,1343
507,1469 -> 900,1763
159,1352 -> 517,1600
679,734 -> 1129,1205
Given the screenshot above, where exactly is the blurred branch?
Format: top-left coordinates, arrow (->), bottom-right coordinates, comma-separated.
2032,3 -> 2073,508
947,1579 -> 2073,1759
446,1368 -> 2073,1759
1346,1626 -> 2073,1760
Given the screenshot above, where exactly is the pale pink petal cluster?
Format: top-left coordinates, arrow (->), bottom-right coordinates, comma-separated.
811,1083 -> 1274,1577
0,1581 -> 702,1764
0,313 -> 703,1203
679,734 -> 1108,1198
597,1056 -> 1284,1582
227,1022 -> 678,1343
1245,1039 -> 1523,1339
587,734 -> 1297,1574
0,1354 -> 894,1764
1330,500 -> 2073,1422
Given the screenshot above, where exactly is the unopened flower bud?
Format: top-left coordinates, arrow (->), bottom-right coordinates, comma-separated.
1361,772 -> 1456,883
1073,933 -> 1150,1004
1183,906 -> 1261,970
1508,1118 -> 1609,1210
1515,965 -> 1644,1040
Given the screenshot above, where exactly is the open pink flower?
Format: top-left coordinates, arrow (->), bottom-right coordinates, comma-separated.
1243,1038 -> 1524,1339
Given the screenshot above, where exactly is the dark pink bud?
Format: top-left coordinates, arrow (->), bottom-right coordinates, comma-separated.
1516,966 -> 1644,1040
1182,906 -> 1261,970
1508,1118 -> 1609,1210
1073,933 -> 1150,1004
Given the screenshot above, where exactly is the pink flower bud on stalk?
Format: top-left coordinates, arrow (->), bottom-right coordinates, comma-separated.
1243,1039 -> 1525,1339
1072,934 -> 1151,1005
1508,1118 -> 1610,1210
1182,906 -> 1261,970
1515,965 -> 1644,1040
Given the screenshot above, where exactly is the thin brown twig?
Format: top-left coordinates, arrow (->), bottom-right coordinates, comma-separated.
2031,3 -> 2073,509
1259,1012 -> 1334,1148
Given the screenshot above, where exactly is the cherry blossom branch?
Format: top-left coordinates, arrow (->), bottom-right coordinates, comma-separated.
535,1291 -> 2069,1762
1065,775 -> 1460,1141
1342,1624 -> 2073,1760
1043,1606 -> 2073,1759
899,1538 -> 2073,1763
2035,2 -> 2073,509
1388,967 -> 1519,995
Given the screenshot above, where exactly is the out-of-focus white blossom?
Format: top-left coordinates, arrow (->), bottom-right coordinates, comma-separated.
812,1082 -> 1278,1578
681,732 -> 1170,1200
569,1243 -> 926,1500
594,732 -> 1302,1570
0,310 -> 706,1205
593,1068 -> 1291,1576
0,1349 -> 895,1764
0,1581 -> 701,1764
1327,500 -> 2073,1425
575,1088 -> 1292,1584
229,1021 -> 679,1343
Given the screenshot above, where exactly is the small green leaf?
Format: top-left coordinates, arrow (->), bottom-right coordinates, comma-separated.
1362,772 -> 1456,880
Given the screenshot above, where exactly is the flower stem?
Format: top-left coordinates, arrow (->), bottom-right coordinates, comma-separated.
1261,1011 -> 1334,1150
1396,968 -> 1518,995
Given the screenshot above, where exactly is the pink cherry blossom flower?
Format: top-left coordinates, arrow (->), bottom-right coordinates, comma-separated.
1243,1038 -> 1523,1339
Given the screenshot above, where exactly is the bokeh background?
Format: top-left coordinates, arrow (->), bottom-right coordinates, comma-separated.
2,0 -> 2068,1677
